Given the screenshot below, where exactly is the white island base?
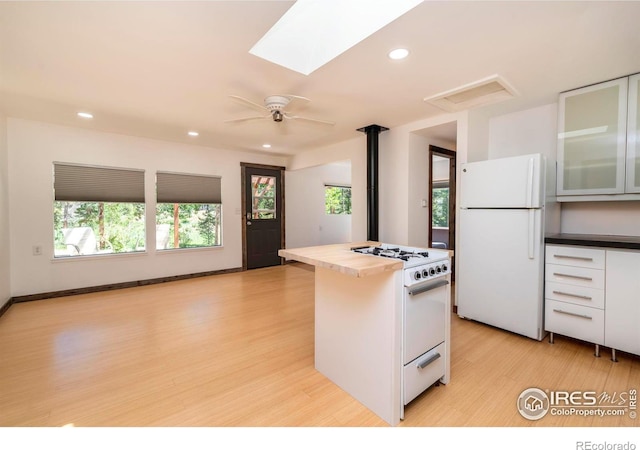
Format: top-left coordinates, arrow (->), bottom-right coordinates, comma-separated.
315,266 -> 404,426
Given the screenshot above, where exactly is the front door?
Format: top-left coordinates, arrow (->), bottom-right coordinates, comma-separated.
242,163 -> 285,269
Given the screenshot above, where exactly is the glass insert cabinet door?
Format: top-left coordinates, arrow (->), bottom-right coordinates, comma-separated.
627,73 -> 640,193
557,77 -> 628,196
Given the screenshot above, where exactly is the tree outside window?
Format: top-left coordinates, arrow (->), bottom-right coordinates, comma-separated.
432,182 -> 449,227
54,201 -> 145,256
155,203 -> 222,249
325,185 -> 351,215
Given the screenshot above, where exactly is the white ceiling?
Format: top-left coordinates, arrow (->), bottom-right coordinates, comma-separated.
1,1 -> 639,156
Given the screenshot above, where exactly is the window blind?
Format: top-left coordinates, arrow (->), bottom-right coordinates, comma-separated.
54,163 -> 145,202
156,172 -> 222,204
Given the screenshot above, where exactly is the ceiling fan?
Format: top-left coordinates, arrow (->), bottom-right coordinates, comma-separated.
225,94 -> 335,126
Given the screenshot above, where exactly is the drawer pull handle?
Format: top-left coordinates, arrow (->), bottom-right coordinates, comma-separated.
553,254 -> 594,262
417,352 -> 441,369
553,272 -> 593,281
552,290 -> 592,301
553,309 -> 593,320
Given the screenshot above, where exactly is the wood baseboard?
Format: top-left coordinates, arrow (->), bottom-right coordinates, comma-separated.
0,298 -> 13,319
10,267 -> 243,304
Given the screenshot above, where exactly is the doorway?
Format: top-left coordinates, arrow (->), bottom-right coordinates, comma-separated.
428,145 -> 456,280
241,163 -> 285,270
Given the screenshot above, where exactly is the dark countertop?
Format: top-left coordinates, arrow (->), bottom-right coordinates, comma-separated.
545,233 -> 640,250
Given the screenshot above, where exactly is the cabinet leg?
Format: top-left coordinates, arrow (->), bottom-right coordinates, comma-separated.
595,344 -> 600,358
549,332 -> 554,344
611,348 -> 618,363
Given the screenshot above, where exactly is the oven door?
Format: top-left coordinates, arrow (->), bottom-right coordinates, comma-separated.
404,277 -> 448,365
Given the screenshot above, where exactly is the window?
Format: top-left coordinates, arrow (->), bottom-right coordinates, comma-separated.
325,185 -> 351,214
156,172 -> 222,249
432,181 -> 449,227
53,163 -> 146,257
251,175 -> 276,219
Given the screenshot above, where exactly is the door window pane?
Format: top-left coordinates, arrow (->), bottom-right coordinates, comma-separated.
432,185 -> 449,227
251,175 -> 276,219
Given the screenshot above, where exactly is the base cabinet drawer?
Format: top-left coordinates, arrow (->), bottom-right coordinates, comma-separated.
546,245 -> 605,269
403,342 -> 445,405
545,264 -> 604,289
545,300 -> 604,345
545,281 -> 605,309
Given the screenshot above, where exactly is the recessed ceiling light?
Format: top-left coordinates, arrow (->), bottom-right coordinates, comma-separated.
262,144 -> 272,149
388,48 -> 409,60
77,112 -> 93,119
188,131 -> 199,137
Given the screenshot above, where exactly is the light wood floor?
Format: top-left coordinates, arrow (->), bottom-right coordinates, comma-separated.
1,263 -> 638,427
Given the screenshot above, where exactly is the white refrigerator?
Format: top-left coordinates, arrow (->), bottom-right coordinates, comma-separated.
457,153 -> 560,341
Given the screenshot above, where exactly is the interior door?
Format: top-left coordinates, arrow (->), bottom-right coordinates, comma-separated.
242,164 -> 285,270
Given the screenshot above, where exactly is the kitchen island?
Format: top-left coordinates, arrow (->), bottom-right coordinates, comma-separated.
279,242 -> 453,426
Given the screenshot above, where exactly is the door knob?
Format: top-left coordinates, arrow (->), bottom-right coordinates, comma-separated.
247,221 -> 252,225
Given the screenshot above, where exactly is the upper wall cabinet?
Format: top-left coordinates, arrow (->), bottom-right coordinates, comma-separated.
626,73 -> 640,193
556,74 -> 640,201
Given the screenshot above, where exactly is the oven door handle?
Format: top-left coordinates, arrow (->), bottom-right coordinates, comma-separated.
408,279 -> 449,296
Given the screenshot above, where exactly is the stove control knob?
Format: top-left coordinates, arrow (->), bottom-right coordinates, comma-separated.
441,263 -> 448,272
422,269 -> 429,278
429,267 -> 436,276
436,266 -> 442,274
413,271 -> 421,281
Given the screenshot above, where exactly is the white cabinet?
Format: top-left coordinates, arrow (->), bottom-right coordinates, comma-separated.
605,250 -> 640,356
544,245 -> 606,350
556,74 -> 640,200
545,244 -> 640,360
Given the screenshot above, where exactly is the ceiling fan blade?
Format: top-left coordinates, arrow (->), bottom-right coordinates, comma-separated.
224,114 -> 270,123
278,94 -> 311,103
229,95 -> 268,112
285,114 -> 335,126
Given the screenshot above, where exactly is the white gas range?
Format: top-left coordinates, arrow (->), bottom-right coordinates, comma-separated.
351,243 -> 450,285
351,243 -> 452,412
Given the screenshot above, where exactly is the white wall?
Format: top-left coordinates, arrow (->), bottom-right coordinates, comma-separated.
286,162 -> 352,248
381,112 -> 465,247
483,102 -> 640,237
288,136 -> 367,243
488,103 -> 557,161
561,202 -> 640,235
0,114 -> 10,308
7,119 -> 287,297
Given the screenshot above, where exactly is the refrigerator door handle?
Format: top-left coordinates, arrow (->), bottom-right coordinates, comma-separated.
528,209 -> 535,259
526,157 -> 535,208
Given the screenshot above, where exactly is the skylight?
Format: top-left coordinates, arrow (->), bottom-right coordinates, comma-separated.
249,0 -> 423,75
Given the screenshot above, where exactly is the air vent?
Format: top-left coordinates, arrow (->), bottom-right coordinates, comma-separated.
424,75 -> 517,112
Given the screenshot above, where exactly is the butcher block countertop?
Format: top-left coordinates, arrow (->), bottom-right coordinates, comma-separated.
278,242 -> 454,278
